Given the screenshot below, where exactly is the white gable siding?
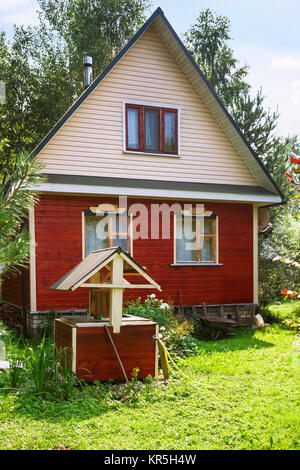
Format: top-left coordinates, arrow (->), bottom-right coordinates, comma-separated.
37,25 -> 259,187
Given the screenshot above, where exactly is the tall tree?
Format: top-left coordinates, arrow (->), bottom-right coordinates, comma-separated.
184,8 -> 280,158
0,0 -> 150,176
37,0 -> 150,86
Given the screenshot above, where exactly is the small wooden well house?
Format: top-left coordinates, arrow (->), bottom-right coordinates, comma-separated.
52,247 -> 161,381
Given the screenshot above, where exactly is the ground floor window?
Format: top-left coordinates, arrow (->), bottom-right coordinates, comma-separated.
175,211 -> 218,264
84,208 -> 132,257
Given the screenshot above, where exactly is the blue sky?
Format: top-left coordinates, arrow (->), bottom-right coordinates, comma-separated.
1,0 -> 299,138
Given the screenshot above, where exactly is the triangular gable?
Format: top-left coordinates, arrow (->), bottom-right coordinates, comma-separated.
31,7 -> 282,200
51,246 -> 161,292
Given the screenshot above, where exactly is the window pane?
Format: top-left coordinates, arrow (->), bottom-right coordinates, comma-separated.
164,112 -> 176,152
176,216 -> 196,262
145,109 -> 159,151
112,214 -> 128,252
202,237 -> 212,261
204,219 -> 213,234
86,217 -> 108,256
127,108 -> 139,149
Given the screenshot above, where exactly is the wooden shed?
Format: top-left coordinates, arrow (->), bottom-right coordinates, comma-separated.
52,247 -> 161,381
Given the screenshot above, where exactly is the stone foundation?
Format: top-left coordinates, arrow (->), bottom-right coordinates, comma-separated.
0,303 -> 88,337
173,303 -> 259,327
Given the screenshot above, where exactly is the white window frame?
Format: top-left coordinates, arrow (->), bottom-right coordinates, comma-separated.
173,212 -> 219,265
82,208 -> 133,259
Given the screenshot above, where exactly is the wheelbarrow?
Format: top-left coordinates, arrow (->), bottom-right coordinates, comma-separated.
187,313 -> 237,340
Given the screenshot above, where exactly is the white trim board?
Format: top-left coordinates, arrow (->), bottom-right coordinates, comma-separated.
33,183 -> 282,204
29,207 -> 37,312
253,203 -> 258,303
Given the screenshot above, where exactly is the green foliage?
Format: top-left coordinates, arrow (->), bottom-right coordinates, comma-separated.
26,336 -> 53,396
54,347 -> 83,400
259,211 -> 300,304
0,151 -> 45,275
184,9 -> 249,104
4,337 -> 27,388
259,139 -> 300,304
124,295 -> 178,329
124,295 -> 198,357
260,301 -> 300,325
282,319 -> 300,332
230,88 -> 279,157
184,8 -> 279,158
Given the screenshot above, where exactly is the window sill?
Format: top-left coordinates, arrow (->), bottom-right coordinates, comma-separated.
123,150 -> 181,158
170,263 -> 223,267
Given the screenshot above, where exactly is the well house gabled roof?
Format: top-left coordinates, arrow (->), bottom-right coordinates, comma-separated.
51,246 -> 161,291
30,7 -> 283,202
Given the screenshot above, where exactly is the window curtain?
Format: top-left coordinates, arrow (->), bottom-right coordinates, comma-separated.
145,109 -> 159,151
85,217 -> 108,256
127,108 -> 139,148
176,216 -> 196,262
164,112 -> 175,152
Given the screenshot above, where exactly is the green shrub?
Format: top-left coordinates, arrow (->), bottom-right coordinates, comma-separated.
259,211 -> 300,305
282,319 -> 300,332
124,295 -> 198,358
261,301 -> 300,323
54,347 -> 83,400
124,295 -> 178,329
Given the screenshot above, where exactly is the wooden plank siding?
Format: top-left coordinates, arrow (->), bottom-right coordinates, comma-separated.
36,25 -> 259,187
1,269 -> 30,310
34,194 -> 253,312
75,323 -> 157,381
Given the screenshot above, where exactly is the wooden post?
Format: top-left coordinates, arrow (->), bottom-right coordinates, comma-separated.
109,255 -> 124,333
157,340 -> 169,380
219,305 -> 224,319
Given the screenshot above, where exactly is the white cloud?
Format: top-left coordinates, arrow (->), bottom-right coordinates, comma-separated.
291,81 -> 300,107
0,0 -> 30,10
270,56 -> 300,72
0,0 -> 39,26
2,9 -> 39,26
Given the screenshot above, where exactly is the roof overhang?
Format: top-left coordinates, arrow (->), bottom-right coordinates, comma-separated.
35,174 -> 282,204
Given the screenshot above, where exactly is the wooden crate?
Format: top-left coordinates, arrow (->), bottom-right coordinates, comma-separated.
55,315 -> 158,382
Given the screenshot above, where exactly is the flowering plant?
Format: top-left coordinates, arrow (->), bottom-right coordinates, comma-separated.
124,295 -> 197,357
273,152 -> 300,300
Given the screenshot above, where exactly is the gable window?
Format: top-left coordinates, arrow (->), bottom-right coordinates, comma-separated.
125,103 -> 178,155
174,212 -> 218,264
84,209 -> 132,257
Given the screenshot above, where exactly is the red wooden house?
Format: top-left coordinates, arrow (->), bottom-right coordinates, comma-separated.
1,8 -> 283,335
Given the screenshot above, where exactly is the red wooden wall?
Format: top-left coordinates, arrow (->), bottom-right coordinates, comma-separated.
1,268 -> 30,309
34,194 -> 253,312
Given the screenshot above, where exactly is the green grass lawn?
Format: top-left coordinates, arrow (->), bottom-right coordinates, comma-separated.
0,322 -> 299,450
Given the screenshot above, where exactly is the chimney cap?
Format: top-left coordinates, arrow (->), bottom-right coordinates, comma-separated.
84,56 -> 93,66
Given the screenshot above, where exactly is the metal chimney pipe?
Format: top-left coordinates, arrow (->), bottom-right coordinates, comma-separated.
84,56 -> 93,89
